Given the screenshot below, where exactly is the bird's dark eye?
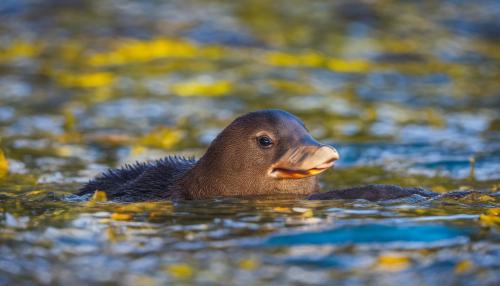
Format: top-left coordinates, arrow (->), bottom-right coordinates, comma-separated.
257,135 -> 273,148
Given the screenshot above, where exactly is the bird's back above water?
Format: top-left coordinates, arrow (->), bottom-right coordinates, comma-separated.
78,156 -> 196,202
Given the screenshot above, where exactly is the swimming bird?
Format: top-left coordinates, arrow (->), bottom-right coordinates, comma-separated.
78,110 -> 436,201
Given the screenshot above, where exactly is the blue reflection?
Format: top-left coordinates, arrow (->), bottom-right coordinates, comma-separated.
266,224 -> 471,246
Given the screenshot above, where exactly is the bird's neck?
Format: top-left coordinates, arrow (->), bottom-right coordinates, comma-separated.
178,159 -> 231,200
178,157 -> 320,200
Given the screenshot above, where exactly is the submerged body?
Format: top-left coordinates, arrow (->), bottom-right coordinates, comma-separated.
79,110 -> 437,202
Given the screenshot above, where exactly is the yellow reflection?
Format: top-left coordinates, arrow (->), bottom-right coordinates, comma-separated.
0,149 -> 8,178
56,72 -> 115,88
171,80 -> 232,97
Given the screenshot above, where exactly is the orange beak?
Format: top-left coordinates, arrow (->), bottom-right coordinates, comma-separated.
269,144 -> 339,179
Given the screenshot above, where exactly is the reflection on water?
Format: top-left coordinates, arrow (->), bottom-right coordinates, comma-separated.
1,199 -> 499,285
265,224 -> 472,246
0,0 -> 499,285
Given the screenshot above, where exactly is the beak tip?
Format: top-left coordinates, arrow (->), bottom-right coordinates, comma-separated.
322,145 -> 340,162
